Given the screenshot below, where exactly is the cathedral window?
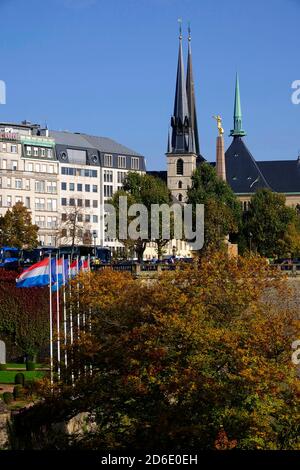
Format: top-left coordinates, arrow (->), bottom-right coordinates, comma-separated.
176,159 -> 184,175
178,194 -> 183,202
178,180 -> 183,189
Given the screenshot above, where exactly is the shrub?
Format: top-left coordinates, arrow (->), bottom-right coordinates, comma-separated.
14,373 -> 25,386
13,385 -> 25,400
26,361 -> 36,371
3,392 -> 13,404
0,364 -> 7,371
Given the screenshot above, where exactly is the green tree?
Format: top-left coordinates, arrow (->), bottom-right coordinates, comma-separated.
110,172 -> 174,261
187,163 -> 242,252
0,202 -> 39,249
242,189 -> 297,257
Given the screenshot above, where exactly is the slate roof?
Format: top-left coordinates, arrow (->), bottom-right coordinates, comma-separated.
49,130 -> 143,157
257,160 -> 300,193
225,137 -> 270,194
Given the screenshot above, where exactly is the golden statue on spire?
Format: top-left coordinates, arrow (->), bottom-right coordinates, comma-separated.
213,115 -> 224,136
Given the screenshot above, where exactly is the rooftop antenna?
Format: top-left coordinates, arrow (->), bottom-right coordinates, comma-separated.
178,18 -> 182,40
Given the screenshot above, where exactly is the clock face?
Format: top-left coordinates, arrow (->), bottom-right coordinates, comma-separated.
60,151 -> 67,161
91,154 -> 98,163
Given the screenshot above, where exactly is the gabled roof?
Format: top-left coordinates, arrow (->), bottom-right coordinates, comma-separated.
49,130 -> 143,157
225,137 -> 270,194
257,160 -> 300,193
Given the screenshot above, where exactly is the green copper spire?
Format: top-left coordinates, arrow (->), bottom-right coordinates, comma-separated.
230,73 -> 246,137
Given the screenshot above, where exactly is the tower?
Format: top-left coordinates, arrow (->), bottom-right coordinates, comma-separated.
166,25 -> 198,203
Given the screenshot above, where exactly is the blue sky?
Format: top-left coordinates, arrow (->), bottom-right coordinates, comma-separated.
0,0 -> 300,169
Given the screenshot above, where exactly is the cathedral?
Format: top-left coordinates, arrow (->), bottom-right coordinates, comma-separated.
149,29 -> 300,213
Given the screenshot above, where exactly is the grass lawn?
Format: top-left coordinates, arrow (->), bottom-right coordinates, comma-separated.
0,370 -> 45,384
6,363 -> 46,369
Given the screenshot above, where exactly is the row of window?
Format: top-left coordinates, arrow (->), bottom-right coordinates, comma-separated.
61,229 -> 98,239
103,154 -> 140,170
104,185 -> 113,198
61,198 -> 98,208
35,216 -> 57,229
0,143 -> 18,154
61,213 -> 98,223
61,182 -> 98,192
35,198 -> 57,212
38,235 -> 57,247
61,167 -> 98,177
25,146 -> 53,159
0,159 -> 57,173
0,195 -> 30,208
0,177 -> 57,193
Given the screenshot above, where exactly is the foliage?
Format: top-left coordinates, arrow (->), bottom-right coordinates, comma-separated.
31,255 -> 300,450
2,392 -> 13,405
26,362 -> 36,371
187,163 -> 242,252
0,364 -> 7,371
14,373 -> 25,385
109,172 -> 173,260
0,269 -> 50,359
241,189 -> 298,257
0,202 -> 38,249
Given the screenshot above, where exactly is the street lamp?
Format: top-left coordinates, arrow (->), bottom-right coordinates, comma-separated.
249,232 -> 253,255
92,230 -> 97,257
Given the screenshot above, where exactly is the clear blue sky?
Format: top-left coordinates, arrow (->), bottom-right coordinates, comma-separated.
0,0 -> 300,169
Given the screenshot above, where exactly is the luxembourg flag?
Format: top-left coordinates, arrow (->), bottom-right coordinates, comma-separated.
79,259 -> 89,272
16,258 -> 51,288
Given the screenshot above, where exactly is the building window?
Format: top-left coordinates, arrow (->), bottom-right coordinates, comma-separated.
47,149 -> 52,158
12,161 -> 18,170
131,157 -> 139,170
7,196 -> 12,207
176,159 -> 184,176
104,154 -> 112,167
41,164 -> 47,173
26,162 -> 33,172
34,147 -> 39,157
69,198 -> 75,206
11,145 -> 17,153
85,214 -> 90,223
61,198 -> 67,206
15,179 -> 22,189
25,197 -> 30,209
48,165 -> 54,174
35,198 -> 45,211
77,183 -> 82,192
104,185 -> 113,198
26,146 -> 32,156
118,156 -> 126,168
104,170 -> 113,182
61,182 -> 67,190
2,159 -> 7,169
47,216 -> 57,229
61,229 -> 67,238
117,171 -> 126,184
78,214 -> 83,222
93,185 -> 98,192
6,177 -> 11,188
2,143 -> 7,152
36,216 -> 45,228
35,163 -> 40,172
41,148 -> 46,157
178,180 -> 183,189
15,196 -> 22,204
47,181 -> 57,194
35,180 -> 45,193
85,184 -> 90,192
178,194 -> 183,202
85,200 -> 90,208
61,213 -> 67,222
69,183 -> 75,191
77,199 -> 83,207
25,179 -> 30,190
93,215 -> 98,223
93,200 -> 98,208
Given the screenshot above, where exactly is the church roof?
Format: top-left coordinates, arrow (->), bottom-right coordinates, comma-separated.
225,137 -> 270,194
257,160 -> 300,193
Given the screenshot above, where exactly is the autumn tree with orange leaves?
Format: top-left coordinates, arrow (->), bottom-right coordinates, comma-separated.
14,253 -> 300,450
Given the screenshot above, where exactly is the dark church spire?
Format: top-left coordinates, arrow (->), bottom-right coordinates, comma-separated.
168,21 -> 196,154
186,25 -> 200,155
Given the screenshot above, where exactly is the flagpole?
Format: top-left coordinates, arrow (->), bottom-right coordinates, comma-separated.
49,253 -> 54,387
62,255 -> 67,369
76,255 -> 80,340
88,253 -> 93,376
68,255 -> 74,386
56,254 -> 61,381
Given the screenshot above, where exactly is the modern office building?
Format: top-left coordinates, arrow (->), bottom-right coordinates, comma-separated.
0,122 -> 146,250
